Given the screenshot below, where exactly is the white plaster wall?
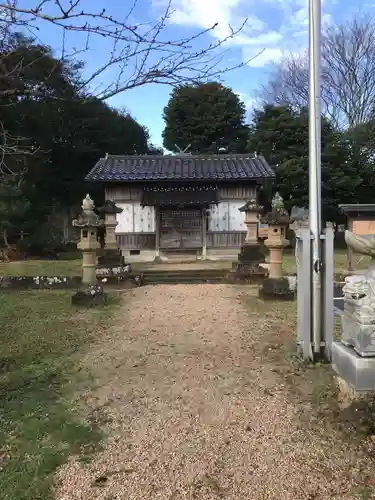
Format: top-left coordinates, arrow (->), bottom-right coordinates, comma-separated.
133,204 -> 155,232
228,201 -> 247,231
208,201 -> 247,232
115,203 -> 155,233
115,203 -> 133,232
208,202 -> 229,231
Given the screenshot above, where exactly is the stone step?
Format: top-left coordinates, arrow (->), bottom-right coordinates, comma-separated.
160,253 -> 199,263
139,270 -> 228,277
142,270 -> 228,285
144,277 -> 226,284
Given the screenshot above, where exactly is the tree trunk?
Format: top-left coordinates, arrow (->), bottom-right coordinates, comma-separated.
3,229 -> 9,247
1,230 -> 10,261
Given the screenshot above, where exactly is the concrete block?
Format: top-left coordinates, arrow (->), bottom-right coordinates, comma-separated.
332,341 -> 375,392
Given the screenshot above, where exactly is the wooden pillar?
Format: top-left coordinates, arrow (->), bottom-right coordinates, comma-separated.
155,206 -> 160,258
202,207 -> 207,260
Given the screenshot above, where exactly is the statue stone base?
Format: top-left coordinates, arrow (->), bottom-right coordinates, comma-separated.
341,311 -> 375,357
332,341 -> 375,392
341,267 -> 375,357
334,231 -> 375,390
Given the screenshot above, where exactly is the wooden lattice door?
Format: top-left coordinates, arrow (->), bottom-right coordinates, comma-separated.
160,209 -> 202,249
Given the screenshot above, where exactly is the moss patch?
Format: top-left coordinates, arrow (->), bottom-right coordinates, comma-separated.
0,291 -> 118,500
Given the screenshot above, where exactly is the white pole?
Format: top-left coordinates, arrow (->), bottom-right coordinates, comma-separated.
308,0 -> 322,356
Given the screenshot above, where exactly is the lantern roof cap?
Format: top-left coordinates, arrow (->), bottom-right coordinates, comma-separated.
72,194 -> 104,228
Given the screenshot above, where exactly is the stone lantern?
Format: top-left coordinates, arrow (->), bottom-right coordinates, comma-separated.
72,194 -> 104,284
97,200 -> 124,267
262,193 -> 289,278
229,198 -> 268,283
240,199 -> 262,245
259,193 -> 294,299
238,198 -> 264,262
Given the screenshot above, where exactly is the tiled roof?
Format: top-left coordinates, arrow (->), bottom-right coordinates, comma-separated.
85,154 -> 275,182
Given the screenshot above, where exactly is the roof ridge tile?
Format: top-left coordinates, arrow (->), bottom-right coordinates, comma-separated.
85,154 -> 275,182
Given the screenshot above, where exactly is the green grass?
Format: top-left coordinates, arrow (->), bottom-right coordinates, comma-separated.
0,259 -> 149,276
282,248 -> 370,275
0,290 -> 117,500
0,259 -> 83,277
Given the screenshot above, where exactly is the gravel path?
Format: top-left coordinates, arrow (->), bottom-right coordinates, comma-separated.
56,284 -> 375,500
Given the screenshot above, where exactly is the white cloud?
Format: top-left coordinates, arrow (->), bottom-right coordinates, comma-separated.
152,0 -> 336,68
246,47 -> 284,67
158,0 -> 248,40
235,92 -> 262,121
236,92 -> 256,110
289,5 -> 333,29
237,31 -> 283,47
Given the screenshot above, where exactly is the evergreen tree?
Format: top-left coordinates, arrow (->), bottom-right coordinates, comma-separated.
247,104 -> 362,223
163,82 -> 249,154
0,35 -> 153,244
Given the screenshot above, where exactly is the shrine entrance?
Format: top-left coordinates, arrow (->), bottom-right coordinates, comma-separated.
159,208 -> 203,250
141,182 -> 218,259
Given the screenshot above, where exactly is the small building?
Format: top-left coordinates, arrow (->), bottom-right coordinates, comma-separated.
85,154 -> 275,261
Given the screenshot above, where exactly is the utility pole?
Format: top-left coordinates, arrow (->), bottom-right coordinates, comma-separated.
309,0 -> 323,357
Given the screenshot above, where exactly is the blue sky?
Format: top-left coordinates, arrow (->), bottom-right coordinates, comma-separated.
21,0 -> 375,148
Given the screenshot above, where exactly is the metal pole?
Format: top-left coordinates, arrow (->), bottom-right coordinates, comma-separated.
308,0 -> 322,356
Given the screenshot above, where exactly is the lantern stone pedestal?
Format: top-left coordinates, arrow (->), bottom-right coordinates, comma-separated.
229,199 -> 268,283
259,193 -> 294,300
72,194 -> 106,307
97,200 -> 126,268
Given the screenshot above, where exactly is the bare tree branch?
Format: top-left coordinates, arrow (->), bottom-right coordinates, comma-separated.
0,0 -> 256,100
260,14 -> 375,129
0,119 -> 40,175
0,0 -> 262,176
